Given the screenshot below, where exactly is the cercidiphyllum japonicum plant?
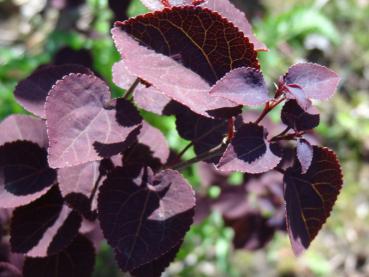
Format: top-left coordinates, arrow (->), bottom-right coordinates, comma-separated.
0,0 -> 343,276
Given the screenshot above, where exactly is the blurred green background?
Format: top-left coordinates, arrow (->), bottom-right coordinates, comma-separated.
1,0 -> 369,276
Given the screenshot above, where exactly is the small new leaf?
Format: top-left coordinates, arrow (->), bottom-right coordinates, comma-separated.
217,123 -> 281,173
281,100 -> 320,131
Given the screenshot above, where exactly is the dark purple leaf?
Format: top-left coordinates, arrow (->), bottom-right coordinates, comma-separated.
0,115 -> 48,148
139,0 -> 267,51
14,64 -> 92,118
0,141 -> 56,196
0,141 -> 56,208
53,47 -> 93,68
284,146 -> 343,255
209,67 -> 270,106
296,139 -> 313,174
224,212 -> 275,250
46,73 -> 142,168
10,186 -> 81,257
204,0 -> 267,51
22,235 -> 95,277
131,241 -> 182,277
174,105 -> 227,162
217,123 -> 281,173
112,6 -> 259,117
284,63 -> 340,101
281,100 -> 320,131
98,166 -> 195,271
0,262 -> 22,277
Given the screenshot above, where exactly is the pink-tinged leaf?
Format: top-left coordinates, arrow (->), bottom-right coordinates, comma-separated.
209,67 -> 270,106
0,141 -> 56,208
0,115 -> 48,148
284,146 -> 343,255
112,6 -> 259,117
137,123 -> 170,164
58,161 -> 100,212
281,100 -> 320,131
134,87 -> 172,115
284,63 -> 340,100
113,61 -> 172,115
203,0 -> 267,51
217,123 -> 281,173
14,64 -> 92,118
296,139 -> 313,174
23,235 -> 95,277
10,186 -> 81,257
285,85 -> 312,111
98,166 -> 195,271
46,73 -> 142,168
131,241 -> 182,277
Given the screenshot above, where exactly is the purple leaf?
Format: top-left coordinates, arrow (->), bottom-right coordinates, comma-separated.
281,100 -> 320,131
46,73 -> 142,168
209,67 -> 270,106
112,61 -> 173,115
203,0 -> 268,51
296,139 -> 313,174
0,115 -> 48,148
174,105 -> 227,163
137,122 -> 170,165
14,64 -> 92,118
98,166 -> 195,272
0,141 -> 56,196
138,0 -> 267,51
0,141 -> 56,208
217,123 -> 281,173
10,186 -> 81,257
285,85 -> 312,111
112,6 -> 259,117
22,235 -> 95,277
58,161 -> 100,212
131,241 -> 182,277
284,146 -> 343,255
284,63 -> 340,101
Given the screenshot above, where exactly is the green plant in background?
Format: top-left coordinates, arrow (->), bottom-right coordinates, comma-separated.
1,0 -> 369,276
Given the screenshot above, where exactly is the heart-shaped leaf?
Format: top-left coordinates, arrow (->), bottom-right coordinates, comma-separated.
284,63 -> 340,101
22,235 -> 95,277
10,186 -> 81,257
209,67 -> 270,106
46,73 -> 142,168
284,146 -> 343,255
217,123 -> 281,173
98,166 -> 195,271
0,141 -> 56,208
0,115 -> 48,148
112,6 -> 259,117
14,64 -> 92,118
281,100 -> 320,131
